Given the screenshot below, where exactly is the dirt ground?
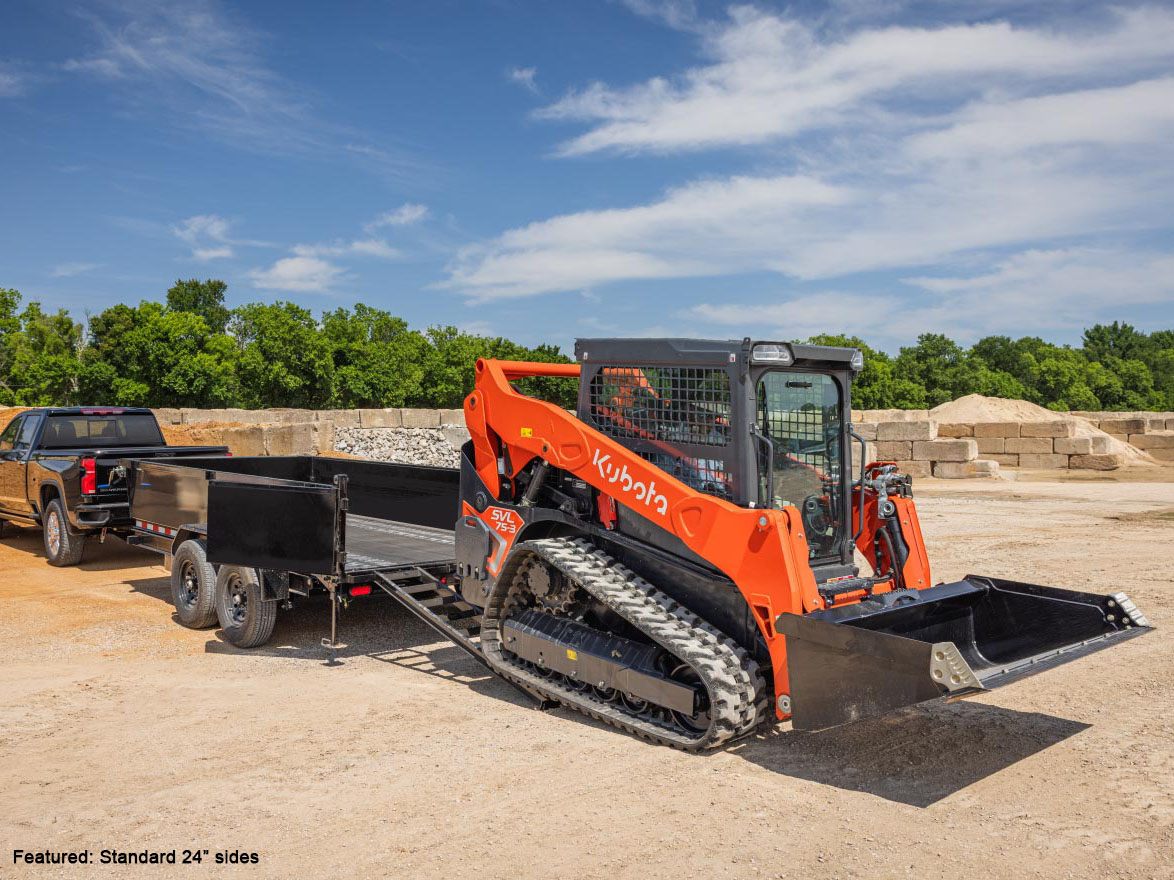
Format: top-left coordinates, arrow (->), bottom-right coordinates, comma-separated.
1,474 -> 1171,880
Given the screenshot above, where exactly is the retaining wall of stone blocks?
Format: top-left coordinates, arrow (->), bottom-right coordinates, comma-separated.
154,408 -> 469,460
1066,413 -> 1174,464
851,409 -> 1174,473
155,405 -> 1174,475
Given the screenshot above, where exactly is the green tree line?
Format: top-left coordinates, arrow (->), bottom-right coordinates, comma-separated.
1,280 -> 1170,412
810,326 -> 1174,411
0,280 -> 576,409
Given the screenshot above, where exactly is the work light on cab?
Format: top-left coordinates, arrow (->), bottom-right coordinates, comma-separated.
751,342 -> 793,364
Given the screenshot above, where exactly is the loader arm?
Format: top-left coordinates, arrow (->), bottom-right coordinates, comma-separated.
466,357 -> 821,712
851,476 -> 932,594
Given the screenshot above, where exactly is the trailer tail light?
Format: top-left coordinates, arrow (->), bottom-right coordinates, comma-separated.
81,458 -> 97,495
349,585 -> 372,597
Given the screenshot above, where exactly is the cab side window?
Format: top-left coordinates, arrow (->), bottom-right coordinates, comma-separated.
15,414 -> 41,451
0,416 -> 22,452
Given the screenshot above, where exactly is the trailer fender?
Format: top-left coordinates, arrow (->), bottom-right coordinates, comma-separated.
167,526 -> 209,570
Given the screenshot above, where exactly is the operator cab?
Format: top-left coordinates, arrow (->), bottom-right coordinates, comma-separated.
575,338 -> 864,579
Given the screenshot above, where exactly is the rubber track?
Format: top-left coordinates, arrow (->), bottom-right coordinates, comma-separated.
481,537 -> 764,751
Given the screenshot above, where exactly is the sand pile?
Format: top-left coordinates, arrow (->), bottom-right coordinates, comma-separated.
931,394 -> 1059,423
930,395 -> 1154,465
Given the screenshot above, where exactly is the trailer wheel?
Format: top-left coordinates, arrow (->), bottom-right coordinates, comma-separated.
170,540 -> 218,629
44,499 -> 84,567
215,566 -> 277,648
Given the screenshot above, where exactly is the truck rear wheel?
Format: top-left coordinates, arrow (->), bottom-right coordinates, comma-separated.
170,540 -> 218,628
215,566 -> 277,648
44,499 -> 84,567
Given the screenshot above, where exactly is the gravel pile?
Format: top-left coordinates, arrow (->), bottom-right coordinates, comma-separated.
333,426 -> 462,468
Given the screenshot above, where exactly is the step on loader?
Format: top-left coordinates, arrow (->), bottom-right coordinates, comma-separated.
448,338 -> 1151,747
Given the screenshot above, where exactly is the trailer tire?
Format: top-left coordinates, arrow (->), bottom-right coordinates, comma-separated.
43,499 -> 84,566
170,540 -> 218,629
215,566 -> 277,648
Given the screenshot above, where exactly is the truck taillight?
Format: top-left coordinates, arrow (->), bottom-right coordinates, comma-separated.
81,458 -> 97,495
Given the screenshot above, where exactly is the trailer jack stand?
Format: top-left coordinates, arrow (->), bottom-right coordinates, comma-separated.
321,586 -> 343,666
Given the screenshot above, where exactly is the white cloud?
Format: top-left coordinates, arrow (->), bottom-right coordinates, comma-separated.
621,0 -> 700,32
192,245 -> 234,260
51,262 -> 101,278
264,214 -> 413,287
290,209 -> 421,261
907,77 -> 1174,159
442,152 -> 1167,298
247,256 -> 344,292
443,174 -> 847,298
346,238 -> 400,259
172,214 -> 236,260
691,292 -> 904,339
445,6 -> 1174,310
689,248 -> 1174,346
900,248 -> 1174,331
293,238 -> 400,260
63,3 -> 304,147
507,66 -> 539,93
540,5 -> 1174,156
62,57 -> 123,78
0,65 -> 26,97
59,1 -> 417,177
365,203 -> 429,232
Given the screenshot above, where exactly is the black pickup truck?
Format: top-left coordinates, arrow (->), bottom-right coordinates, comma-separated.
0,407 -> 226,566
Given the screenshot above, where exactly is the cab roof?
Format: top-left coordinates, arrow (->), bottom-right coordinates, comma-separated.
19,407 -> 156,416
574,337 -> 861,370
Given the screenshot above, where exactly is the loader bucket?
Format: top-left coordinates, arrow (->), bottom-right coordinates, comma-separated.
777,577 -> 1152,731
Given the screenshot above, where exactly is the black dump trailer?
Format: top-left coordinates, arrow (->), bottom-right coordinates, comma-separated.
124,455 -> 482,661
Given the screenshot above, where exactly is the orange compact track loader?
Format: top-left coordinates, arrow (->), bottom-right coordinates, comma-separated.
446,338 -> 1151,748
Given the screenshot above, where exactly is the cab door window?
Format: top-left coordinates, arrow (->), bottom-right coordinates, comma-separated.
14,414 -> 41,454
756,372 -> 845,559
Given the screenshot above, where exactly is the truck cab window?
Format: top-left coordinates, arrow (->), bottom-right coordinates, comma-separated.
41,414 -> 165,449
15,414 -> 41,451
0,417 -> 21,452
756,372 -> 845,560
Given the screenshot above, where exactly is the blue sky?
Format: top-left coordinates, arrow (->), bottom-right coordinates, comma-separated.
2,0 -> 1173,355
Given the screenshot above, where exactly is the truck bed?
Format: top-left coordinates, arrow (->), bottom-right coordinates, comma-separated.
345,514 -> 454,573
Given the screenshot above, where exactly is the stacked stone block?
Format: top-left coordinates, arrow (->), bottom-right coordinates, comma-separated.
868,419 -> 998,479
855,415 -> 1138,471
153,405 -> 1174,473
156,408 -> 469,460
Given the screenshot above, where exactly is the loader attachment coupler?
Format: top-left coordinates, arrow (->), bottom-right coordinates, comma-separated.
777,577 -> 1152,731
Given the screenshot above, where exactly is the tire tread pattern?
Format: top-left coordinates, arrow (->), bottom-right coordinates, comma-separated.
170,540 -> 219,629
215,566 -> 277,648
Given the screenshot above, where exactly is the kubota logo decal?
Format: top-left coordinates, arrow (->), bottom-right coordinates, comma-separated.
593,448 -> 668,517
